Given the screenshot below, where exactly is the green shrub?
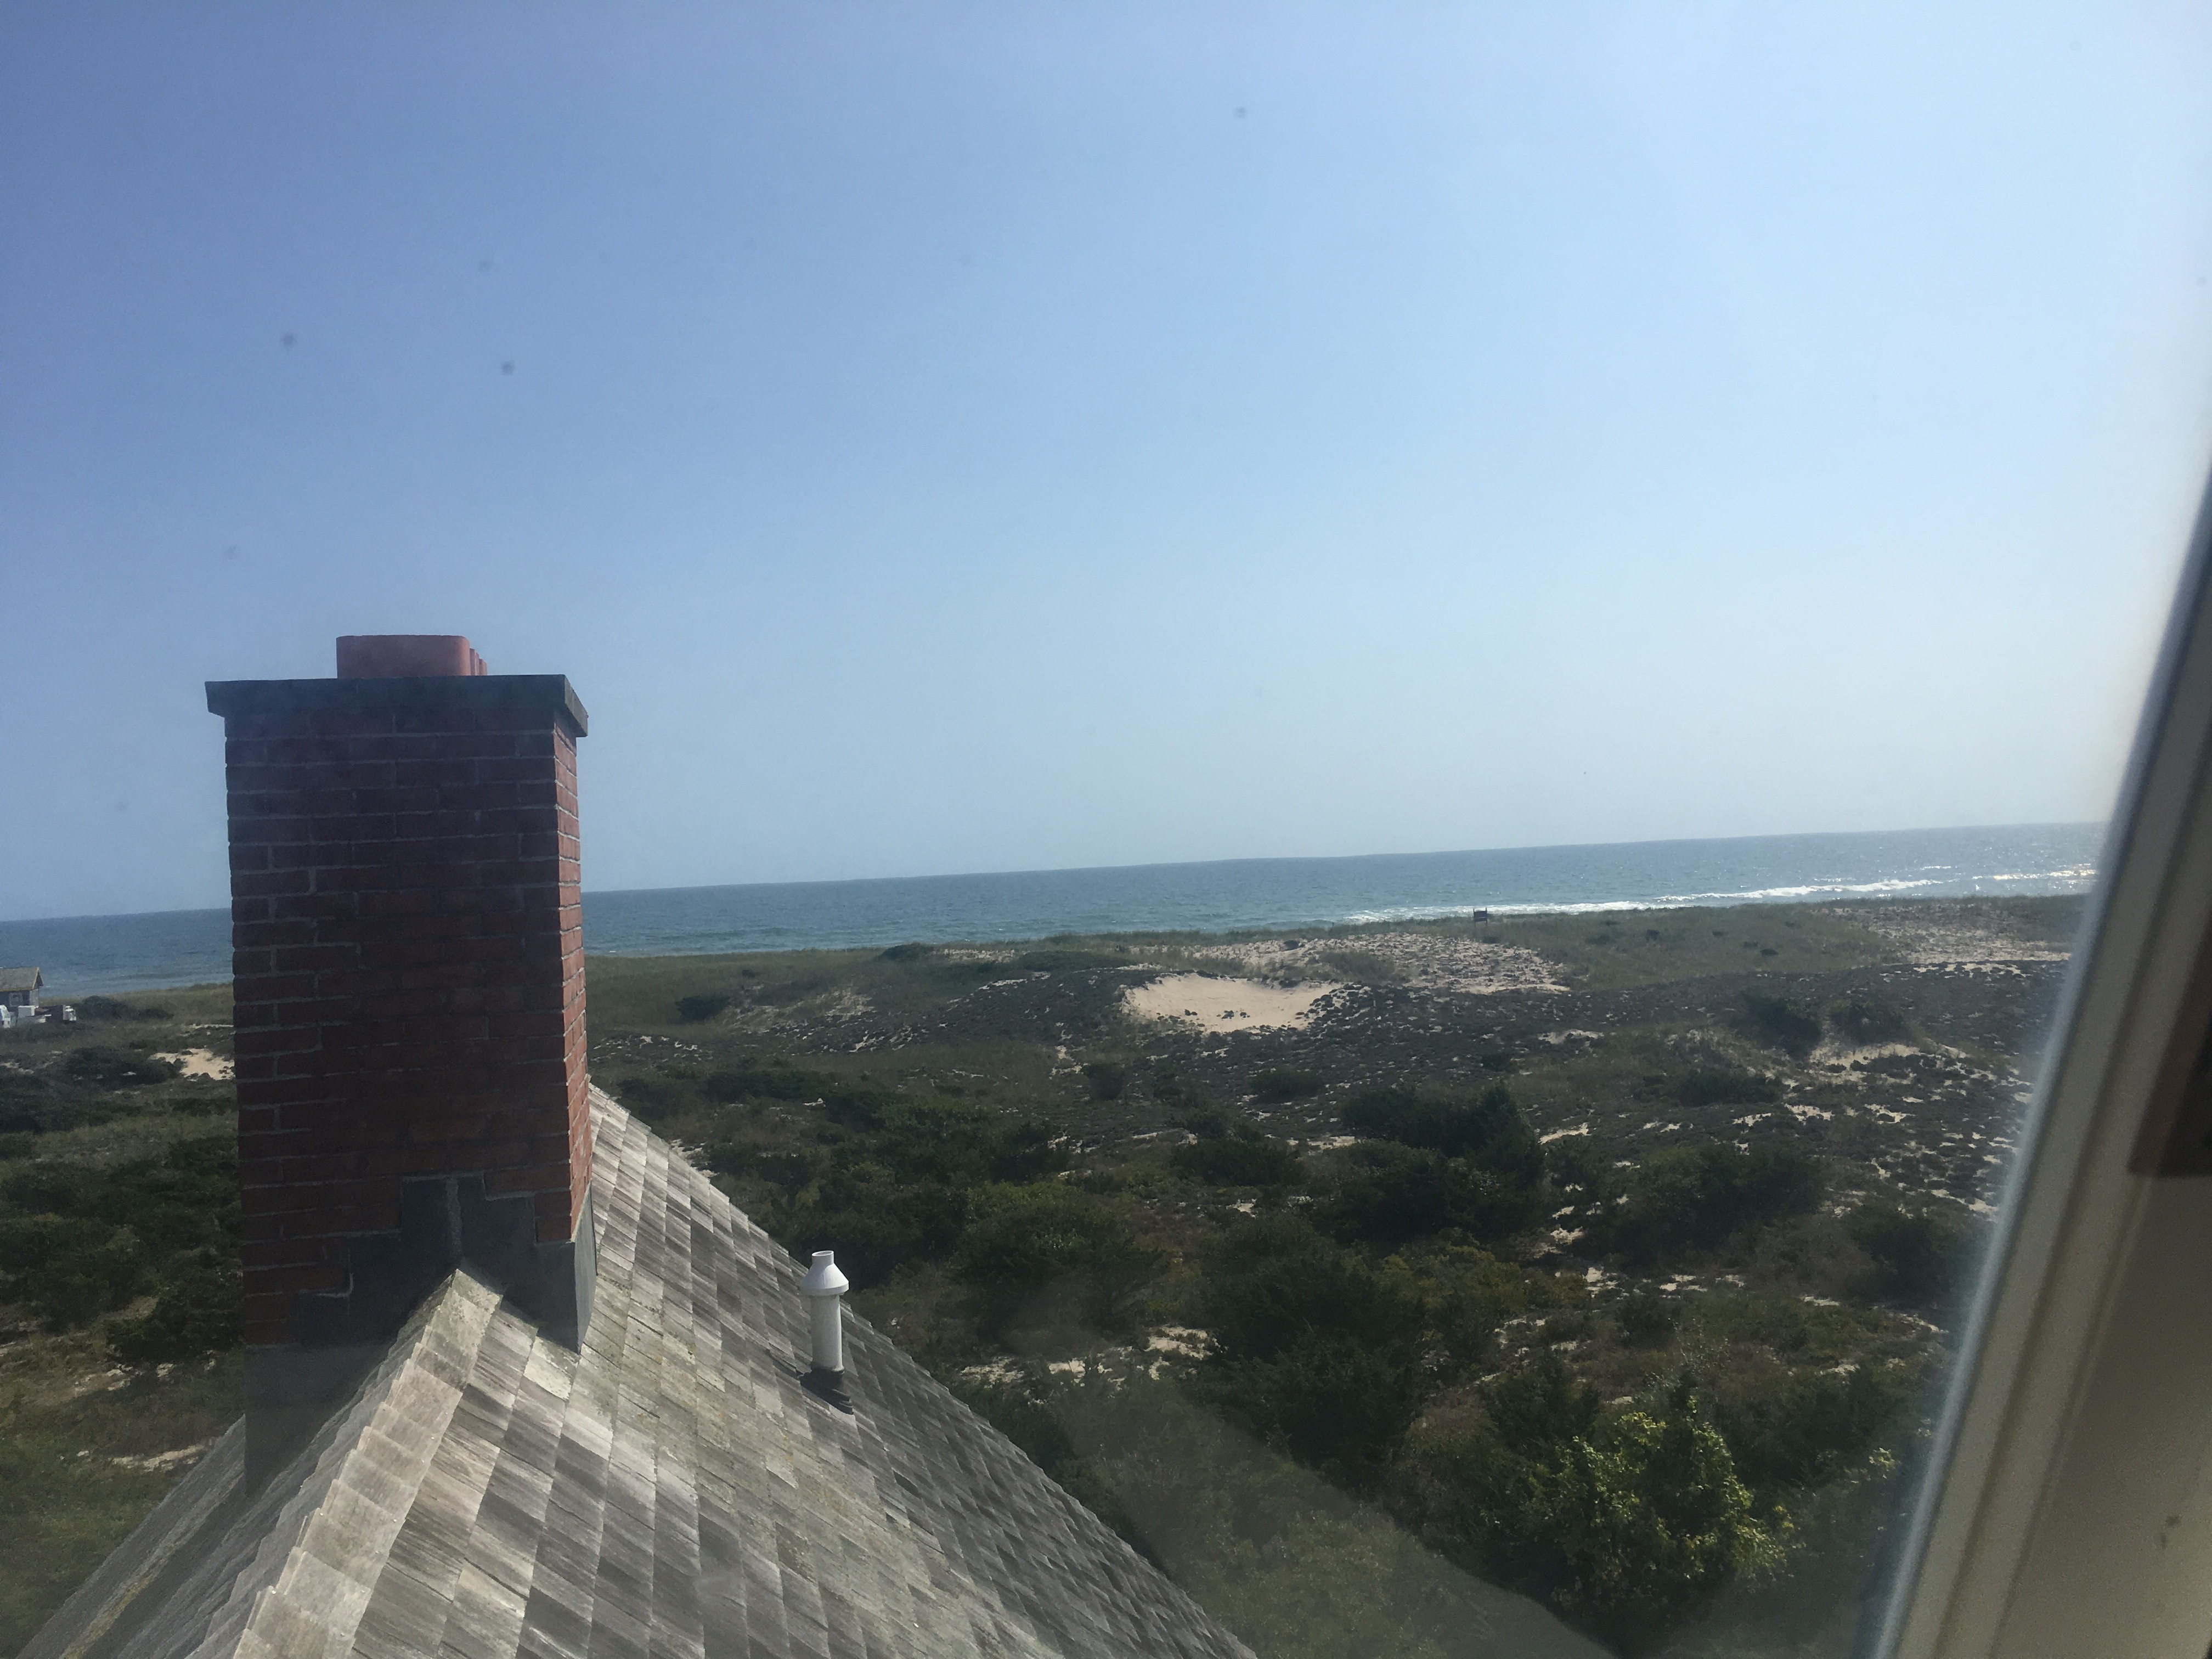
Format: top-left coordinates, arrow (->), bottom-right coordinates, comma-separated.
0,1072 -> 140,1136
170,1085 -> 234,1118
1485,1353 -> 1601,1458
612,1072 -> 699,1124
74,996 -> 172,1021
734,1090 -> 1071,1288
1422,1249 -> 1585,1370
1171,1132 -> 1302,1187
61,1048 -> 180,1089
1498,1387 -> 1783,1652
1847,1203 -> 1976,1303
774,1172 -> 971,1288
953,1183 -> 1160,1329
1317,949 -> 1402,985
0,1134 -> 242,1336
1617,1291 -> 1677,1345
1544,1135 -> 1611,1194
1149,1059 -> 1204,1112
871,1097 -> 1065,1186
1673,1070 -> 1781,1110
1741,994 -> 1823,1058
1710,1364 -> 1907,1507
1250,1067 -> 1322,1103
1181,1106 -> 1231,1142
1414,1366 -> 1786,1654
108,1249 -> 242,1365
0,1215 -> 143,1328
1319,1142 -> 1547,1246
702,1057 -> 840,1103
710,1143 -> 819,1192
1081,1060 -> 1129,1101
1009,949 -> 1121,973
1587,1143 -> 1824,1263
1321,1088 -> 1549,1248
1196,1216 -> 1430,1469
674,994 -> 730,1023
1340,1082 -> 1544,1187
698,1057 -> 900,1129
1830,995 -> 1912,1046
877,942 -> 935,962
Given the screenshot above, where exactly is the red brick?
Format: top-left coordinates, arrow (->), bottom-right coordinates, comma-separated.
533,1188 -> 577,1241
484,1157 -> 571,1192
269,944 -> 358,973
228,809 -> 317,842
215,668 -> 590,1348
236,1023 -> 321,1054
233,869 -> 313,898
240,1238 -> 338,1270
311,813 -> 397,844
391,810 -> 479,839
392,758 -> 483,788
349,786 -> 443,814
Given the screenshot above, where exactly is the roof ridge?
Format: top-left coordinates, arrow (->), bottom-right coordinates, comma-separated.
202,1271 -> 508,1659
43,1085 -> 1254,1659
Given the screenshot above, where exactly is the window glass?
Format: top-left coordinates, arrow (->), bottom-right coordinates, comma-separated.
7,7 -> 2212,1658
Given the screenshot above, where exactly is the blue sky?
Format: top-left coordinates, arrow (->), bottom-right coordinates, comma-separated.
7,2 -> 2212,921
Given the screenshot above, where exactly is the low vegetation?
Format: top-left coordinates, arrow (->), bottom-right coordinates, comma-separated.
0,898 -> 2074,1657
0,981 -> 241,1653
603,900 -> 2063,1656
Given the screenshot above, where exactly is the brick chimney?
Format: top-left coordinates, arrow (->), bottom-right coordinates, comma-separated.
208,637 -> 594,1464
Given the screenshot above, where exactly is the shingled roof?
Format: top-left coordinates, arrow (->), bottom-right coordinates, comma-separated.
27,1091 -> 1252,1659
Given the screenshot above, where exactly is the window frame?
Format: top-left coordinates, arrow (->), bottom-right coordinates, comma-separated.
1877,467 -> 2212,1659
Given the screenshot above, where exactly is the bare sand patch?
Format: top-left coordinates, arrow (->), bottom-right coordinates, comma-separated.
110,1443 -> 208,1473
1183,931 -> 1564,994
153,1048 -> 233,1080
1123,974 -> 1342,1032
1829,903 -> 2071,966
726,989 -> 874,1031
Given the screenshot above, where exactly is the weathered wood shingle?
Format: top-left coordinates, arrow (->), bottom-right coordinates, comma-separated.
53,1092 -> 1250,1659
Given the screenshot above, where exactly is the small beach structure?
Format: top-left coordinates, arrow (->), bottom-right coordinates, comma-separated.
0,966 -> 48,1028
0,966 -> 42,1011
27,636 -> 1249,1659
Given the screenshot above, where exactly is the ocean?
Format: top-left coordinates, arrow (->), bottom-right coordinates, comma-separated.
0,822 -> 2102,997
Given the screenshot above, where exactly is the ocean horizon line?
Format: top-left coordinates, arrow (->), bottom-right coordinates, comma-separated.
4,817 -> 2102,932
585,818 -> 2105,906
0,821 -> 2107,997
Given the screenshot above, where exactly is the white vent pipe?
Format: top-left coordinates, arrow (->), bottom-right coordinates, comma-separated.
799,1250 -> 849,1378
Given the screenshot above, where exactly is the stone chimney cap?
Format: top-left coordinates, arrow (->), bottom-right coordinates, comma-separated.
336,635 -> 488,678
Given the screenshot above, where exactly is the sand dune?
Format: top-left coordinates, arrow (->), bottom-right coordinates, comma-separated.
1122,974 -> 1342,1032
1183,932 -> 1565,994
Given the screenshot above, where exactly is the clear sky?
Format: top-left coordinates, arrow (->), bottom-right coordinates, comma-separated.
7,2 -> 2212,922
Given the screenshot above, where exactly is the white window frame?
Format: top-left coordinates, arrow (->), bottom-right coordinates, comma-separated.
1878,471 -> 2212,1659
